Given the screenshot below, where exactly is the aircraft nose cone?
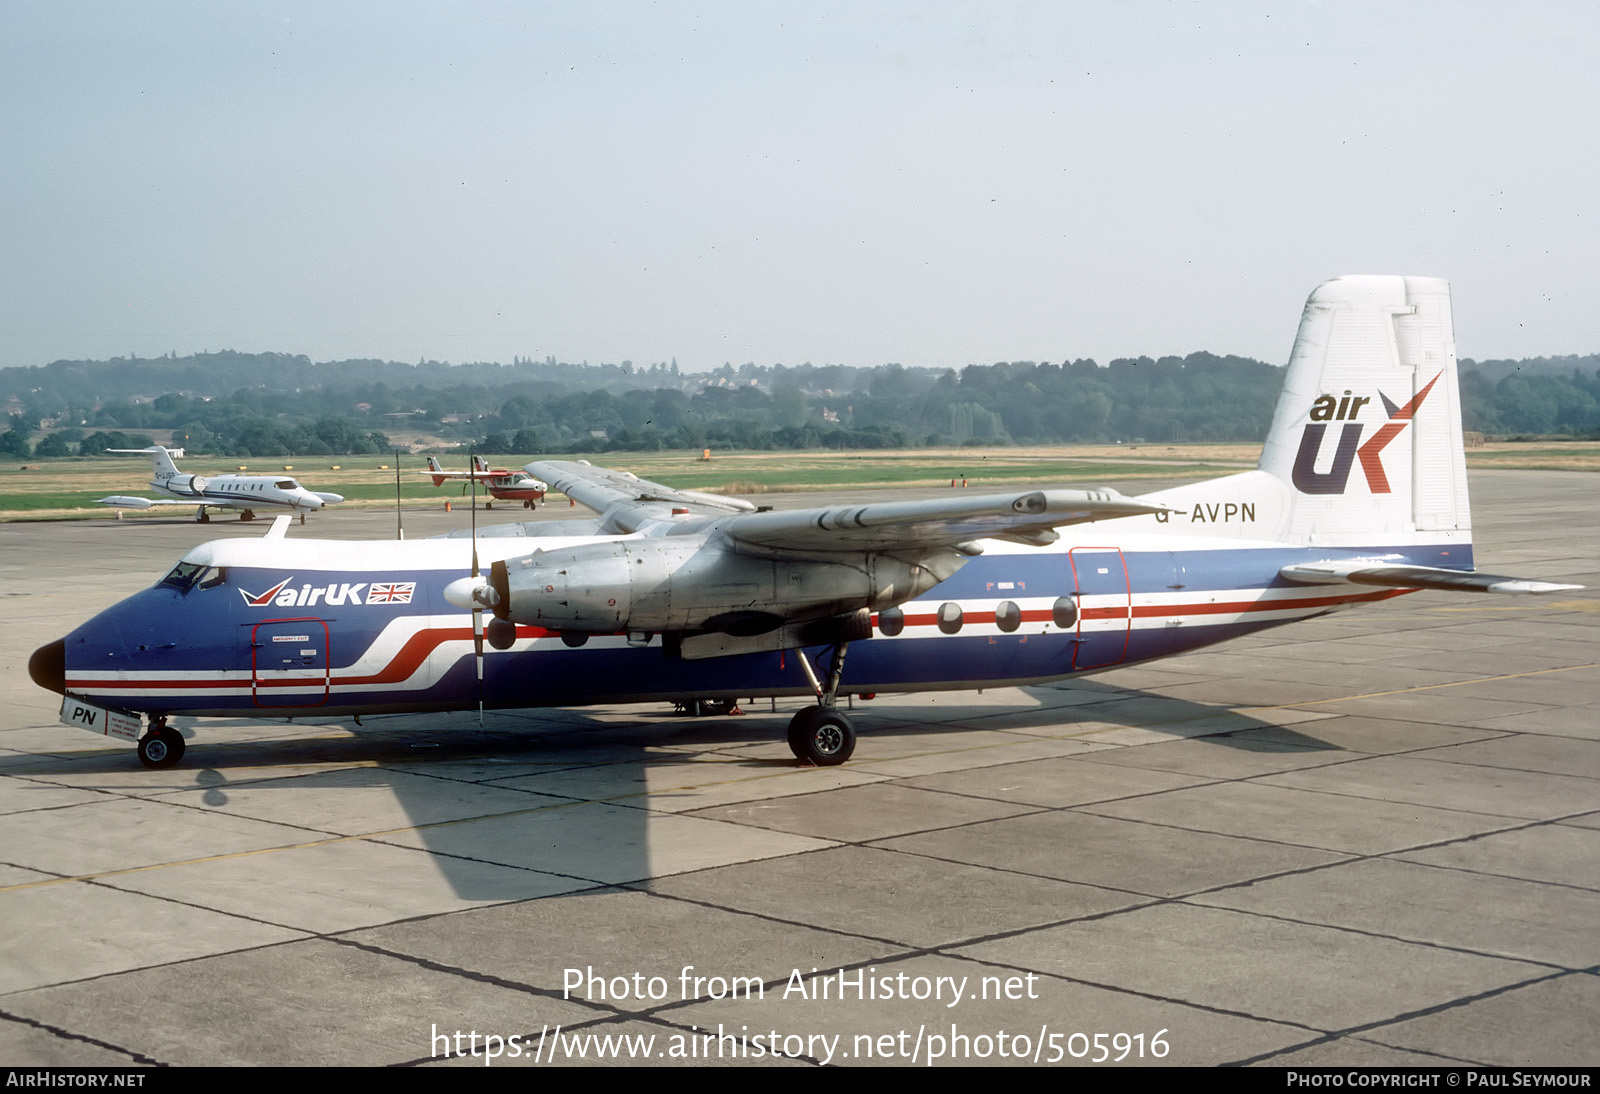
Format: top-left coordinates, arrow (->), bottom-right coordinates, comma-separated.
29,639 -> 64,695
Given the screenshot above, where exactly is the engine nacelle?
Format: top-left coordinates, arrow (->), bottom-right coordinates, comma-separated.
490,537 -> 958,635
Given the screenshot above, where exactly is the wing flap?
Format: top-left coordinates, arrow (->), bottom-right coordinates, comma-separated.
1281,561 -> 1583,595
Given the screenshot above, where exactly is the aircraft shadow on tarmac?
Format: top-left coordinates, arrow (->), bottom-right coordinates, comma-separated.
4,683 -> 1332,901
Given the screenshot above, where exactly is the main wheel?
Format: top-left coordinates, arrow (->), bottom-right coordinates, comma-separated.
137,726 -> 186,769
787,705 -> 856,766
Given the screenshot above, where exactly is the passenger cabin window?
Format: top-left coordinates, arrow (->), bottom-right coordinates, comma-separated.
937,602 -> 964,635
995,600 -> 1021,633
876,607 -> 905,637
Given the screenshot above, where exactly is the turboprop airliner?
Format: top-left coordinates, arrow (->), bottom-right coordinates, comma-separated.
98,446 -> 344,523
32,277 -> 1580,769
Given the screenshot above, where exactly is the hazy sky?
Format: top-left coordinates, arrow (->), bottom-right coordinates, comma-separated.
3,1 -> 1596,371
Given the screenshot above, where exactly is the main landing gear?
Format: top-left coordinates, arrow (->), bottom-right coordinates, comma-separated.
786,641 -> 857,766
137,718 -> 185,769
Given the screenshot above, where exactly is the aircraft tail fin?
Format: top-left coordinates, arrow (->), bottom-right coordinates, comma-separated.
108,445 -> 183,481
1256,275 -> 1469,549
1137,277 -> 1470,557
426,456 -> 447,487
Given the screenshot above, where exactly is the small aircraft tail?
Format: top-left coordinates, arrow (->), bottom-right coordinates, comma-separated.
107,445 -> 183,482
426,457 -> 448,488
473,455 -> 489,473
1141,276 -> 1471,555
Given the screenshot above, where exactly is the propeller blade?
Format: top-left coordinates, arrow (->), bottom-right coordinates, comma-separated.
470,450 -> 483,724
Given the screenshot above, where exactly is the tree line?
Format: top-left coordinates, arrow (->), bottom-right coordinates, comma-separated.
3,350 -> 1597,459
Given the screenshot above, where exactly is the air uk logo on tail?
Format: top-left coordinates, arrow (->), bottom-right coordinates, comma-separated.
1291,371 -> 1442,495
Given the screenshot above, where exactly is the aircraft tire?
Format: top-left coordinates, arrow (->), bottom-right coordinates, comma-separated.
787,706 -> 855,766
137,726 -> 185,769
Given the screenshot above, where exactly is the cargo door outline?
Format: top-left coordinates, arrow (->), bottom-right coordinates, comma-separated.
1069,547 -> 1131,669
252,618 -> 330,707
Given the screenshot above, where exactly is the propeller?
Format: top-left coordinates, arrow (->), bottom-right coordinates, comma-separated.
442,452 -> 522,714
469,452 -> 485,724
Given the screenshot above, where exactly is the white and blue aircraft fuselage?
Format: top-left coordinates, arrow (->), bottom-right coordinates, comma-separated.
98,446 -> 343,523
34,278 -> 1579,768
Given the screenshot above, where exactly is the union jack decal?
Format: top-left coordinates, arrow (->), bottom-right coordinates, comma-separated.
366,582 -> 416,604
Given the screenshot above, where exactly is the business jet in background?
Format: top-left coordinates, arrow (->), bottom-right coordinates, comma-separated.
98,446 -> 343,523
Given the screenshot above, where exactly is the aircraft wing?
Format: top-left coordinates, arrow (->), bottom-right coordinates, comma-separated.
418,469 -> 512,479
718,488 -> 1169,555
530,460 -> 1167,550
1281,560 -> 1583,595
96,495 -> 243,511
529,460 -> 757,530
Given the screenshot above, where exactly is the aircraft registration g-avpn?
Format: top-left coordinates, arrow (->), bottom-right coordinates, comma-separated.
32,277 -> 1581,769
98,446 -> 344,523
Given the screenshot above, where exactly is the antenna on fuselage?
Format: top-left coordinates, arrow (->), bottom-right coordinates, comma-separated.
394,450 -> 404,541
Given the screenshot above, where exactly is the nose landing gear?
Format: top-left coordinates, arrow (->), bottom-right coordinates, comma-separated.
137,718 -> 186,769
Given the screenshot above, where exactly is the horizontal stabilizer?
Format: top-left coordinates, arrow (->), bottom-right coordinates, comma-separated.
1281,561 -> 1583,595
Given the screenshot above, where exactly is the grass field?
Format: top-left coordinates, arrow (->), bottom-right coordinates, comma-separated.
1,440 -> 1594,521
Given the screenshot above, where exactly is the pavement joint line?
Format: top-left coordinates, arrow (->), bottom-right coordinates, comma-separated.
1237,661 -> 1599,711
1169,895 -> 1577,975
0,1007 -> 165,1067
1224,966 -> 1583,1067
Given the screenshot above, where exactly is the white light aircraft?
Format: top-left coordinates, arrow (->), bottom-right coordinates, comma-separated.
35,277 -> 1581,770
98,446 -> 345,523
423,455 -> 549,508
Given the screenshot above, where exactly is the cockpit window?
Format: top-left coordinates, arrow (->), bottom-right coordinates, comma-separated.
198,566 -> 228,590
276,480 -> 298,490
160,562 -> 208,590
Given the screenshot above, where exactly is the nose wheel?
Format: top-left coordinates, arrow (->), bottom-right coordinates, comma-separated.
137,721 -> 186,769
